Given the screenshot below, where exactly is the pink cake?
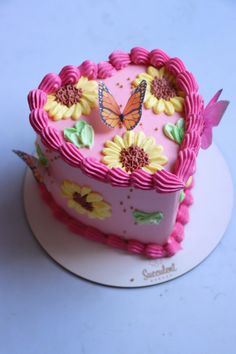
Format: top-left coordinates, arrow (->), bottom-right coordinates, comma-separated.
18,47 -> 228,258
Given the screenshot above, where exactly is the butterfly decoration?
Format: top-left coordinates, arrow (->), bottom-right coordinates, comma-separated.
98,80 -> 147,130
201,89 -> 229,149
13,150 -> 44,183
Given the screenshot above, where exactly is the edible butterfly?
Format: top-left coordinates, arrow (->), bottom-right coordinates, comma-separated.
201,89 -> 229,149
13,150 -> 44,183
98,80 -> 147,130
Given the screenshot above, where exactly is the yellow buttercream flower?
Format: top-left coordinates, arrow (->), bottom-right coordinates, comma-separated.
102,131 -> 168,174
132,66 -> 184,116
44,76 -> 98,121
61,180 -> 111,220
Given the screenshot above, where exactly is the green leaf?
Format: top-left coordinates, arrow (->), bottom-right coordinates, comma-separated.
80,124 -> 94,148
63,121 -> 94,149
179,190 -> 185,203
133,210 -> 164,225
35,143 -> 48,167
163,118 -> 185,144
75,120 -> 86,134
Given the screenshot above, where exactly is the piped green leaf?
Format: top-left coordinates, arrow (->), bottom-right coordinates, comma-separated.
179,190 -> 185,203
133,209 -> 164,225
80,124 -> 94,147
64,120 -> 94,149
36,144 -> 48,167
163,118 -> 185,144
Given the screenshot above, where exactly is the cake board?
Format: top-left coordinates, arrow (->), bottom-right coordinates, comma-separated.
23,144 -> 233,288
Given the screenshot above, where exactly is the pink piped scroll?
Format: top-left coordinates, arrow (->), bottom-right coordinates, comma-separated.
130,47 -> 149,65
109,50 -> 131,70
41,127 -> 63,151
28,89 -> 47,110
59,65 -> 81,85
38,73 -> 61,93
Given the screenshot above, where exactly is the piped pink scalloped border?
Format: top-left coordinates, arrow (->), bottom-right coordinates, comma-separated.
28,47 -> 204,192
38,181 -> 193,259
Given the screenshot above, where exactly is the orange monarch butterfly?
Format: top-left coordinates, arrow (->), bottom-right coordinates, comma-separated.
98,80 -> 147,130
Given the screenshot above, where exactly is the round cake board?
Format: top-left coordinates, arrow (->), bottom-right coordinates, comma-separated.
23,144 -> 233,288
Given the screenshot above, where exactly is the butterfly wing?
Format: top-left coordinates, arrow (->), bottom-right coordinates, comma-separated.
13,150 -> 44,183
201,125 -> 213,150
201,95 -> 229,149
122,80 -> 147,131
98,82 -> 122,128
205,89 -> 223,110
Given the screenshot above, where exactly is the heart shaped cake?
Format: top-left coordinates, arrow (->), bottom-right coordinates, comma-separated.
16,47 -> 229,258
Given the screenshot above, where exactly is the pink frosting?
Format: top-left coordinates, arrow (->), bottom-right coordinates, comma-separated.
81,157 -> 108,181
153,169 -> 185,193
181,131 -> 201,153
59,142 -> 83,167
130,47 -> 149,65
185,92 -> 204,116
109,50 -> 131,70
175,149 -> 196,182
130,170 -> 153,190
107,167 -> 130,187
97,61 -> 115,79
41,127 -> 63,150
28,89 -> 47,110
166,57 -> 186,75
38,73 -> 62,93
107,234 -> 127,250
170,221 -> 184,242
176,204 -> 189,225
176,71 -> 198,94
29,109 -> 48,133
149,49 -> 170,68
37,180 -> 193,259
59,65 -> 81,85
79,60 -> 98,80
184,93 -> 204,135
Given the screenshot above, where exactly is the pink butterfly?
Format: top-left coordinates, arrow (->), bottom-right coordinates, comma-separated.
201,89 -> 229,149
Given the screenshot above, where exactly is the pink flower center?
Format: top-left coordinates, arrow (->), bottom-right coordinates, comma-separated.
55,84 -> 83,107
151,77 -> 177,100
72,192 -> 93,212
119,145 -> 150,173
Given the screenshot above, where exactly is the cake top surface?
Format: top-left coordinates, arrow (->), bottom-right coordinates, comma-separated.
28,47 -> 205,192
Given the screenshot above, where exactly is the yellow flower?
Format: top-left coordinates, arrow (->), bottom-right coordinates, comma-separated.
132,66 -> 184,116
44,76 -> 98,121
102,131 -> 168,174
61,180 -> 111,220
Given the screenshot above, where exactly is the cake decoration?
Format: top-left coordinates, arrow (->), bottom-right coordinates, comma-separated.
44,76 -> 98,120
179,190 -> 185,203
132,66 -> 184,115
163,118 -> 185,144
13,150 -> 44,183
64,121 -> 94,149
132,210 -> 164,225
15,46 -> 229,259
201,89 -> 229,149
98,80 -> 147,130
102,131 -> 168,173
61,180 -> 111,220
36,143 -> 49,166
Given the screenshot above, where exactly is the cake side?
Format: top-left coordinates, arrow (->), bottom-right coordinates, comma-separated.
36,137 -> 181,245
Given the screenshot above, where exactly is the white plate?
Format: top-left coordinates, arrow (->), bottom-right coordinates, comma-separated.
24,144 -> 233,287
